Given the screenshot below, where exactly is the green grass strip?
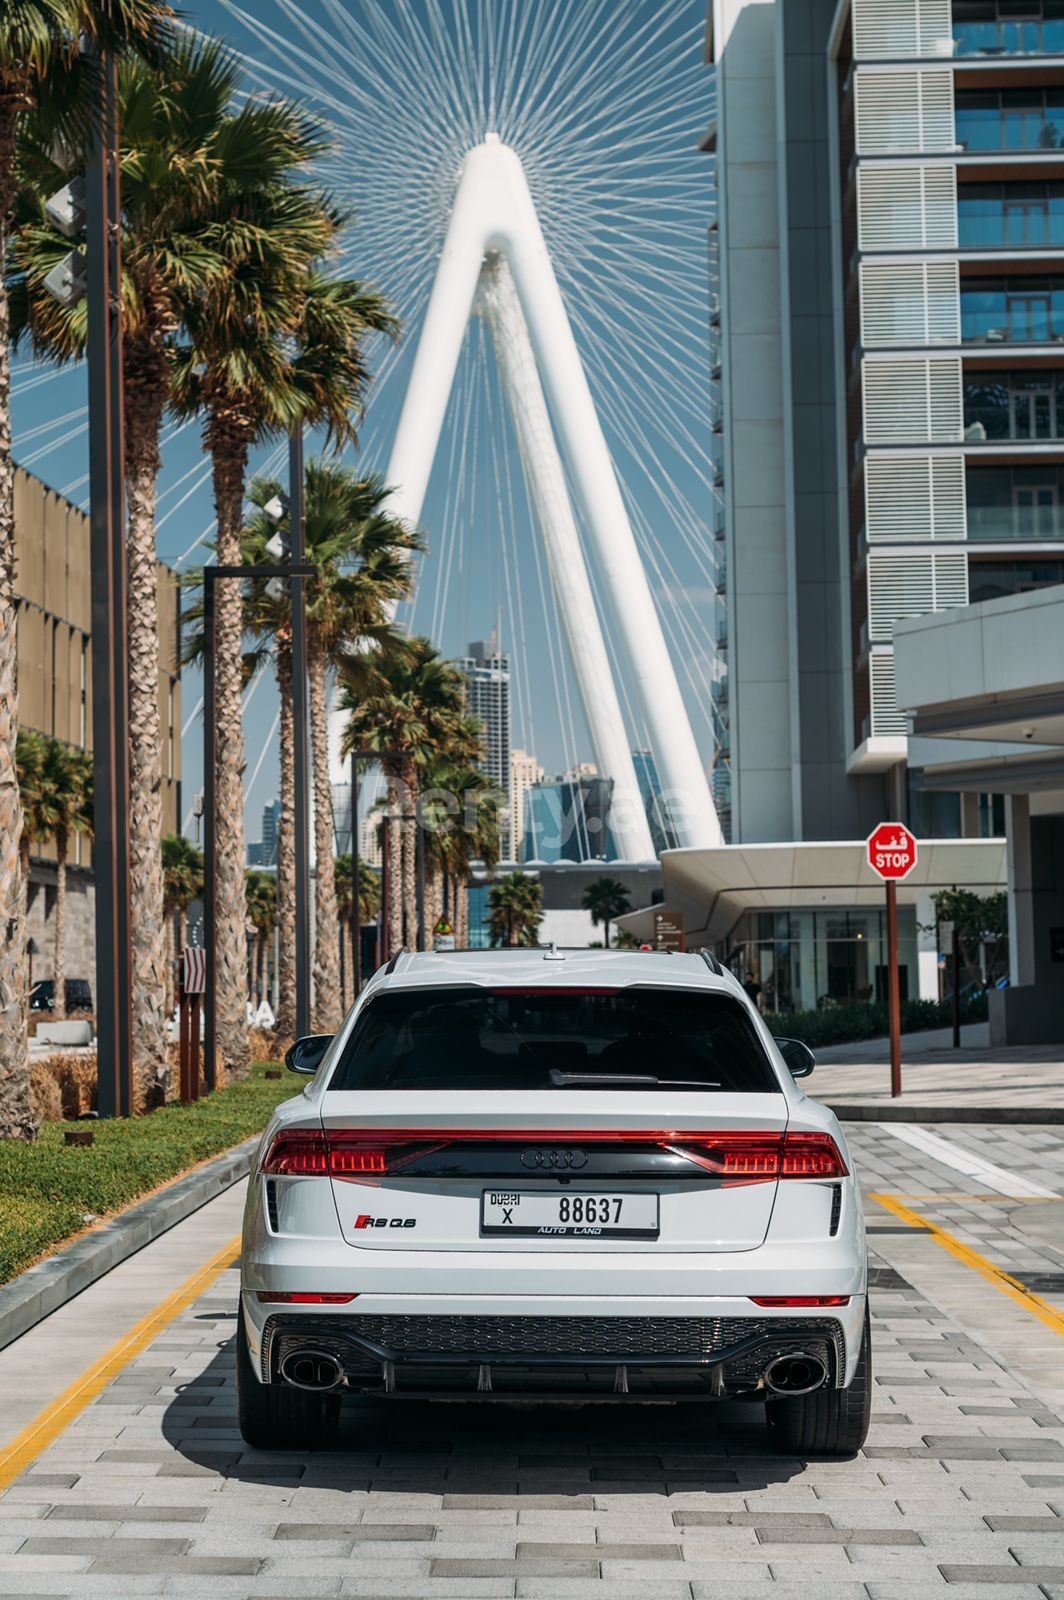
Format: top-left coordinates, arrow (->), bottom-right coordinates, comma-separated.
0,1062 -> 293,1285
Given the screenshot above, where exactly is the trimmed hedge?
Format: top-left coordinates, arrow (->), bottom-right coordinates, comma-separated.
763,994 -> 989,1051
0,1061 -> 293,1285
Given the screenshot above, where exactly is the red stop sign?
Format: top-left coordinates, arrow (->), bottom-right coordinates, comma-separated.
866,822 -> 918,881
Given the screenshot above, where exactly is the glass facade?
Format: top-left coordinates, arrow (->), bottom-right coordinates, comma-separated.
960,275 -> 1064,343
953,1 -> 1064,57
967,463 -> 1064,540
724,909 -> 918,1016
958,183 -> 1064,249
968,557 -> 1064,602
957,89 -> 1064,151
964,370 -> 1064,439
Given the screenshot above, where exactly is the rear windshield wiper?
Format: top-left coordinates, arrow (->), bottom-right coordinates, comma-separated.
548,1069 -> 722,1089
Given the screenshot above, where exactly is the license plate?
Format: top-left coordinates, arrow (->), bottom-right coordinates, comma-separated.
480,1190 -> 659,1239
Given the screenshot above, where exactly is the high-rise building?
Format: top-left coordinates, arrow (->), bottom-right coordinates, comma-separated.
360,810 -> 383,870
630,749 -> 679,856
707,0 -> 1064,843
509,748 -> 543,860
460,637 -> 512,824
522,771 -> 617,864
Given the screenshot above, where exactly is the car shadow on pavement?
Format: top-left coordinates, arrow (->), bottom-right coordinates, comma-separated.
160,1334 -> 806,1496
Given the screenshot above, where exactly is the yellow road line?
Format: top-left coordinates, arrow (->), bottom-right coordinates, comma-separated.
0,1235 -> 240,1494
871,1193 -> 1064,1339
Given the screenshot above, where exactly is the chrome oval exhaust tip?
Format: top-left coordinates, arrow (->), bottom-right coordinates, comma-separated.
278,1349 -> 344,1392
764,1351 -> 828,1397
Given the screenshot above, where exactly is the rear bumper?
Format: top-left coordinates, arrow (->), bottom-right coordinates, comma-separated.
242,1292 -> 866,1398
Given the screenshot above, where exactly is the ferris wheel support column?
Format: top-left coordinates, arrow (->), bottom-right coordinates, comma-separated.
479,255 -> 654,862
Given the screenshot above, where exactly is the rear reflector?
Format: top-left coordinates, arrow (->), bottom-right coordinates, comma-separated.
261,1127 -> 847,1181
256,1292 -> 358,1305
750,1295 -> 850,1308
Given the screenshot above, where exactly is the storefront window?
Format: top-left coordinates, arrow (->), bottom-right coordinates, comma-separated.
725,908 -> 917,1016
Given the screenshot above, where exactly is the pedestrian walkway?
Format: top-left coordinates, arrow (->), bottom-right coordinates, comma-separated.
808,1029 -> 1064,1116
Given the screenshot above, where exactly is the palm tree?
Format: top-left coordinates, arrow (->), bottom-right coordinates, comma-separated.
162,832 -> 203,1015
11,31 -> 335,1102
43,740 -> 92,1022
0,3 -> 172,1143
488,872 -> 543,949
339,638 -> 469,953
581,876 -> 631,950
173,212 -> 396,1082
420,728 -> 502,947
242,464 -> 419,1033
245,870 -> 277,1011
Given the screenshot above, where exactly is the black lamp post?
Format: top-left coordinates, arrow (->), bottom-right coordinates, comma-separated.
202,561 -> 314,1088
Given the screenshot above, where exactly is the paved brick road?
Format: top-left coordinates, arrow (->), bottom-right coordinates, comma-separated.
0,1124 -> 1062,1599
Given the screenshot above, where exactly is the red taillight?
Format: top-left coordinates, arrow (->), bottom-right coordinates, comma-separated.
779,1133 -> 849,1178
261,1131 -> 329,1175
256,1292 -> 358,1305
666,1131 -> 847,1182
261,1127 -> 847,1181
750,1296 -> 850,1307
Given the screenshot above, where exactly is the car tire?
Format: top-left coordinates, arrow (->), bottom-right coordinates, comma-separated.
765,1303 -> 871,1458
235,1310 -> 341,1451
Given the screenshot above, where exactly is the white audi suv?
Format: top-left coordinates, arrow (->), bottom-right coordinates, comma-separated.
238,948 -> 870,1456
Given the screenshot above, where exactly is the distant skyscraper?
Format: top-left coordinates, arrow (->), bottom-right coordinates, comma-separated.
523,771 -> 616,864
631,749 -> 678,857
461,637 -> 512,825
509,748 -> 543,860
248,799 -> 281,867
360,810 -> 383,870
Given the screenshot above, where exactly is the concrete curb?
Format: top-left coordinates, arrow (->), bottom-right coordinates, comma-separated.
830,1104 -> 1064,1124
0,1136 -> 259,1355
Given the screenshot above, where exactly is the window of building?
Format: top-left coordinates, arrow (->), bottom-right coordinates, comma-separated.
724,909 -> 918,1015
964,371 -> 1064,439
967,556 -> 1064,602
957,89 -> 1064,151
907,774 -> 962,841
958,183 -> 1064,249
966,462 -> 1064,538
953,1 -> 1064,58
961,275 -> 1064,344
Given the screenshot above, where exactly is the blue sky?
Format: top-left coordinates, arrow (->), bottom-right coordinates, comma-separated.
11,0 -> 716,842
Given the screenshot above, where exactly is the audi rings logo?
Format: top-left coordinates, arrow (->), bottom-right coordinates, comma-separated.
520,1147 -> 588,1170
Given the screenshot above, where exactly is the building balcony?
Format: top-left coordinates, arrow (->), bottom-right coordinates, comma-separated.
957,88 -> 1064,152
953,5 -> 1064,60
965,367 -> 1064,437
961,276 -> 1064,343
968,459 -> 1064,536
959,183 -> 1064,250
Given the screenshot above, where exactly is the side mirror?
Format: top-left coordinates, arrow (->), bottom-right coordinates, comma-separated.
774,1037 -> 815,1079
285,1034 -> 333,1076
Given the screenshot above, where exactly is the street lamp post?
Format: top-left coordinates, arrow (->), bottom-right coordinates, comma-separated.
202,562 -> 315,1088
85,48 -> 133,1118
349,748 -> 402,994
288,429 -> 312,1039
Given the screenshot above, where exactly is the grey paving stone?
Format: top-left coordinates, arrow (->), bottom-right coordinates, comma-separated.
44,1506 -> 206,1523
87,1553 -> 263,1575
983,1515 -> 1062,1531
273,1522 -> 436,1541
17,1537 -> 190,1558
672,1511 -> 833,1528
940,1567 -> 1064,1583
516,1542 -> 680,1559
430,1557 -> 599,1576
757,1525 -> 924,1545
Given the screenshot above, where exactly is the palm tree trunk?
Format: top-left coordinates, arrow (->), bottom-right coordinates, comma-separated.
402,769 -> 418,950
308,639 -> 341,1031
457,878 -> 469,950
125,383 -> 170,1106
274,643 -> 296,1040
604,918 -> 611,950
0,108 -> 35,1141
425,854 -> 443,941
53,829 -> 68,1023
256,929 -> 267,1007
165,905 -> 176,1017
385,780 -> 402,957
206,429 -> 251,1080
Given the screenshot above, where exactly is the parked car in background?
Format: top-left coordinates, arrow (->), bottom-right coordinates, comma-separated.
30,978 -> 93,1013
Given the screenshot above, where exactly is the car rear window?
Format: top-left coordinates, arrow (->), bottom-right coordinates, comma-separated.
327,985 -> 780,1093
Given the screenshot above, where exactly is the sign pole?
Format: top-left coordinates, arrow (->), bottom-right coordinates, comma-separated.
951,923 -> 961,1049
886,879 -> 902,1099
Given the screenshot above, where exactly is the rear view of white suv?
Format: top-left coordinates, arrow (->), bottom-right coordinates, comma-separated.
238,949 -> 870,1457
